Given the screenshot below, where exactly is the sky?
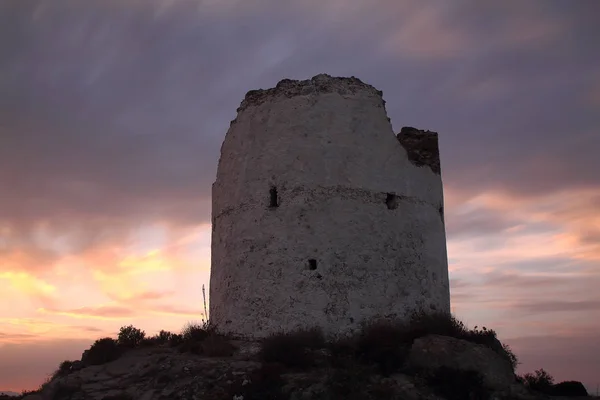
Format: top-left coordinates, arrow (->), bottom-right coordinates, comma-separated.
1,0 -> 599,394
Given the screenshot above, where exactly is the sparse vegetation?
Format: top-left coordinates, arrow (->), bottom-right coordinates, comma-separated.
54,360 -> 76,378
156,329 -> 175,344
168,332 -> 184,346
521,368 -> 555,393
181,321 -> 215,342
12,312 -> 596,400
518,368 -> 589,396
352,319 -> 411,375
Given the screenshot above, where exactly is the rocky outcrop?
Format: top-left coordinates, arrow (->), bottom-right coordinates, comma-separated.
408,334 -> 516,390
19,334 -> 570,400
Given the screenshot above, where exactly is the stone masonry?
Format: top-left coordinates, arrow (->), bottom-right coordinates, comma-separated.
210,74 -> 450,339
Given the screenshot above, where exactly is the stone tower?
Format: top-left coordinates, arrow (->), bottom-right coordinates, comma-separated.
210,74 -> 450,339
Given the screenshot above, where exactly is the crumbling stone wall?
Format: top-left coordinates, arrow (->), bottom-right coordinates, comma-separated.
210,74 -> 450,339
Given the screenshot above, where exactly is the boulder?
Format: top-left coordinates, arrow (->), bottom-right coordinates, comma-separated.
408,334 -> 516,390
552,380 -> 589,397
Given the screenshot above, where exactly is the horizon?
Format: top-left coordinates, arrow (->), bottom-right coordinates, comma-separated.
1,0 -> 599,394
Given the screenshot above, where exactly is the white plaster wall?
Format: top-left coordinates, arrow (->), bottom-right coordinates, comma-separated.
210,74 -> 450,339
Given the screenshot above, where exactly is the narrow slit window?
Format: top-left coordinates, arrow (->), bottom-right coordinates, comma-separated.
269,186 -> 279,208
308,259 -> 317,270
386,193 -> 398,210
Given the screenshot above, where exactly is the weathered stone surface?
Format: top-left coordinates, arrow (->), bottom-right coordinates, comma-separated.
211,73 -> 450,339
408,334 -> 517,390
397,126 -> 441,174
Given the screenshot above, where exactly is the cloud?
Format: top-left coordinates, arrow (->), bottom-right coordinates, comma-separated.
0,318 -> 108,344
380,3 -> 473,60
38,305 -> 136,320
0,271 -> 56,304
514,300 -> 600,314
0,0 -> 599,392
151,305 -> 207,318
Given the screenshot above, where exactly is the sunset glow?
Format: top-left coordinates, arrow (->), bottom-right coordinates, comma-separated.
1,0 -> 599,394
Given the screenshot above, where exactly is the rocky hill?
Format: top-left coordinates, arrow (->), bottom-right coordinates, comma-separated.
7,312 -> 593,400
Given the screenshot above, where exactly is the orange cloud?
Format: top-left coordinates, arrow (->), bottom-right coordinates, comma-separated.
150,304 -> 206,318
0,271 -> 56,303
38,305 -> 135,320
447,187 -> 600,263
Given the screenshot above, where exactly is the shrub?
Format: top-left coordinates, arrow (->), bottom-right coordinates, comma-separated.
52,360 -> 76,378
406,310 -> 467,340
354,319 -> 410,375
117,325 -> 146,348
181,321 -> 215,342
139,336 -> 159,347
522,368 -> 554,393
259,327 -> 326,369
156,330 -> 175,344
84,337 -> 122,366
169,333 -> 184,347
552,380 -> 588,397
426,366 -> 489,400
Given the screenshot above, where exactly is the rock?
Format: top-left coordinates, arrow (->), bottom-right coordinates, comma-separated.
552,380 -> 589,397
25,332 -> 553,400
408,334 -> 516,390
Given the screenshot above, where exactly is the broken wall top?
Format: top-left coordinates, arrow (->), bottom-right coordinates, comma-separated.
237,73 -> 384,112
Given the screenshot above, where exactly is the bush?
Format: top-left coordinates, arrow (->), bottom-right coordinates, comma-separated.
156,330 -> 175,344
522,368 -> 554,393
52,360 -> 76,378
169,333 -> 184,347
552,380 -> 588,397
406,311 -> 467,339
117,325 -> 146,348
139,336 -> 159,347
259,327 -> 326,369
84,337 -> 122,366
181,321 -> 215,342
353,319 -> 410,375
